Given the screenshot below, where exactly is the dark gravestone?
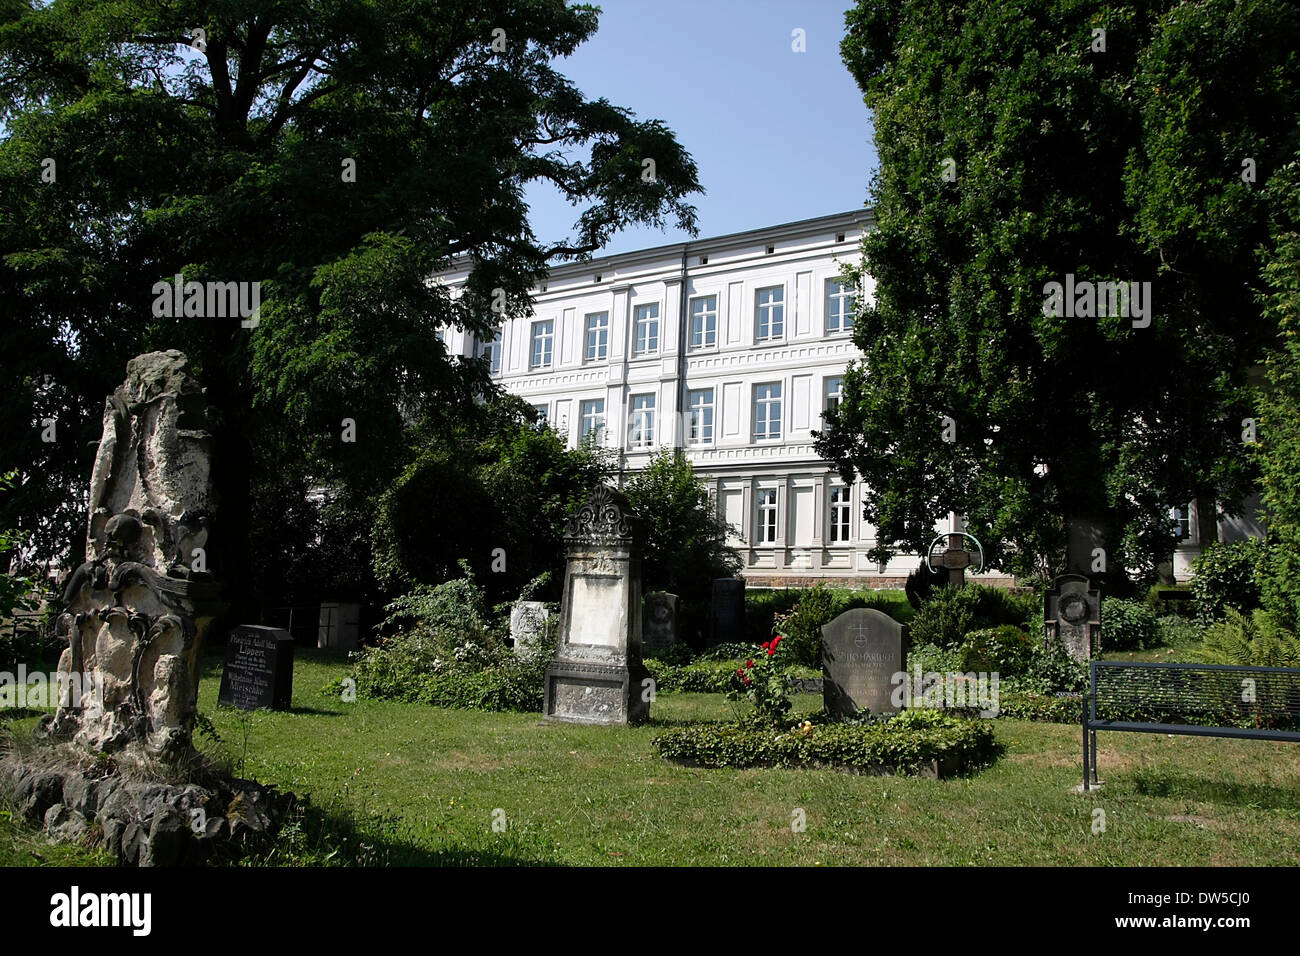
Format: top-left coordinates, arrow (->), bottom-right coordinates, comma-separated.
643,592 -> 679,651
218,625 -> 294,711
821,608 -> 903,717
709,579 -> 745,648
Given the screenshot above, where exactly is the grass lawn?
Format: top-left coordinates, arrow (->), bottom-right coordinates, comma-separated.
3,647 -> 1300,866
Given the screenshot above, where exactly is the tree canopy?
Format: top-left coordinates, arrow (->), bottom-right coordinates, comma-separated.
822,0 -> 1300,586
0,0 -> 700,610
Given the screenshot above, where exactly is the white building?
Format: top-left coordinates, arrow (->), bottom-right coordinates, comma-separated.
438,208 -> 988,587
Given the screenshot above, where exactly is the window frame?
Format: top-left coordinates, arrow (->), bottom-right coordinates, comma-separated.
756,488 -> 778,545
687,387 -> 715,446
633,302 -> 660,356
689,295 -> 718,351
629,393 -> 656,449
753,382 -> 783,442
825,278 -> 855,335
584,311 -> 609,363
754,285 -> 785,343
530,319 -> 554,369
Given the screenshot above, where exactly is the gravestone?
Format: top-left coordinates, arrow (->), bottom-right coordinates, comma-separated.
709,578 -> 746,647
821,608 -> 904,717
1044,574 -> 1101,662
218,625 -> 295,711
543,487 -> 652,724
317,601 -> 362,651
45,350 -> 222,758
510,601 -> 552,659
926,532 -> 983,587
642,592 -> 679,651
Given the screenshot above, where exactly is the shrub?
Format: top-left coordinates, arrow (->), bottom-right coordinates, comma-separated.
905,643 -> 965,677
652,710 -> 997,774
725,635 -> 792,724
904,561 -> 944,610
958,626 -> 1037,677
996,691 -> 1082,723
771,584 -> 834,668
1100,597 -> 1160,651
908,585 -> 981,647
1196,609 -> 1300,667
1155,615 -> 1202,648
643,642 -> 693,666
378,560 -> 491,643
644,658 -> 739,693
1010,641 -> 1088,695
1191,539 -> 1267,624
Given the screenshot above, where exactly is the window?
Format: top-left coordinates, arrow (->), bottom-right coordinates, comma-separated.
826,279 -> 855,334
532,403 -> 548,425
1174,505 -> 1191,541
584,312 -> 609,362
478,329 -> 502,375
633,303 -> 660,355
690,296 -> 717,349
580,399 -> 605,443
757,489 -> 778,544
530,320 -> 553,369
753,383 -> 783,441
829,486 -> 851,543
755,286 -> 784,342
435,328 -> 446,344
629,394 -> 656,449
824,376 -> 844,416
687,388 -> 714,445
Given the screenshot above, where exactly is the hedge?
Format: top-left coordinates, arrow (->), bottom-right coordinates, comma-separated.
652,711 -> 997,775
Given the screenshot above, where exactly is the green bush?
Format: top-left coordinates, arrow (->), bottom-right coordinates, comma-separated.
644,658 -> 740,693
1009,642 -> 1089,695
652,710 -> 997,774
909,584 -> 1036,649
996,691 -> 1082,723
1196,608 -> 1300,667
958,626 -> 1037,677
1143,584 -> 1197,618
1100,597 -> 1160,651
771,584 -> 833,668
905,642 -> 965,676
1155,614 -> 1203,648
1192,539 -> 1267,624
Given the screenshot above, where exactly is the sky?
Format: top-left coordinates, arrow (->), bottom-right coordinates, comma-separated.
524,0 -> 878,256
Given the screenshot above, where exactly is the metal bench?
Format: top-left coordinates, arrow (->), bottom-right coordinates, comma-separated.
1082,660 -> 1300,790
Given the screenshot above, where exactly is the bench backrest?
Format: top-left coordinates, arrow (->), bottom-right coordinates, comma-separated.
1090,661 -> 1300,732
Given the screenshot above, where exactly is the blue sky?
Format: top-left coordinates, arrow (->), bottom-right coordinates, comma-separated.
525,0 -> 877,255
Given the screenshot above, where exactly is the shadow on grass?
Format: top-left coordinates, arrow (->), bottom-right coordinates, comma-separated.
250,796 -> 561,867
1129,766 -> 1300,812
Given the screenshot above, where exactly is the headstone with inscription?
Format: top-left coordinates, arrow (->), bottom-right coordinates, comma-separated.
642,592 -> 679,651
821,608 -> 903,717
709,578 -> 745,647
510,601 -> 552,659
1044,574 -> 1101,662
543,487 -> 652,725
218,625 -> 295,711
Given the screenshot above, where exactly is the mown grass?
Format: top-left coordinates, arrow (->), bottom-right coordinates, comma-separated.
2,647 -> 1298,866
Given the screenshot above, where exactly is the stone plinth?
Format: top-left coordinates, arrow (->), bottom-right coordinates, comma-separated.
1044,574 -> 1101,661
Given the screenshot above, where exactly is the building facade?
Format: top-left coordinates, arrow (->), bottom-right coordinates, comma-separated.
437,209 -> 983,587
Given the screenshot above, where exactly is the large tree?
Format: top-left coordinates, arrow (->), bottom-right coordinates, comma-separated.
0,1 -> 699,613
822,0 -> 1300,587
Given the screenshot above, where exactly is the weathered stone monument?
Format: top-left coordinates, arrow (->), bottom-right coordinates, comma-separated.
642,592 -> 679,652
1044,574 -> 1101,662
44,350 -> 221,757
821,608 -> 904,717
709,578 -> 745,647
317,601 -> 362,651
543,486 -> 652,724
218,625 -> 294,710
510,600 -> 552,659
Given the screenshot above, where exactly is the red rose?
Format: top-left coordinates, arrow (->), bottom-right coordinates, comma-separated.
742,675 -> 752,686
767,646 -> 776,656
736,668 -> 745,678
745,659 -> 754,669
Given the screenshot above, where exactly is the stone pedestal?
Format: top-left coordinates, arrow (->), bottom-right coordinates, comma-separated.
510,601 -> 552,659
544,487 -> 651,725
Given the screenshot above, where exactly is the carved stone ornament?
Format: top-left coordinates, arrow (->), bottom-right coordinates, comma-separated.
563,485 -> 640,544
42,351 -> 220,759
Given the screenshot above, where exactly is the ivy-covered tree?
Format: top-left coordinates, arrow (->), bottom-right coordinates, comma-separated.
821,0 -> 1300,587
0,1 -> 699,615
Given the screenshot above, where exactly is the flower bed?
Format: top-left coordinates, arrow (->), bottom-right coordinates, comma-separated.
652,710 -> 998,778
